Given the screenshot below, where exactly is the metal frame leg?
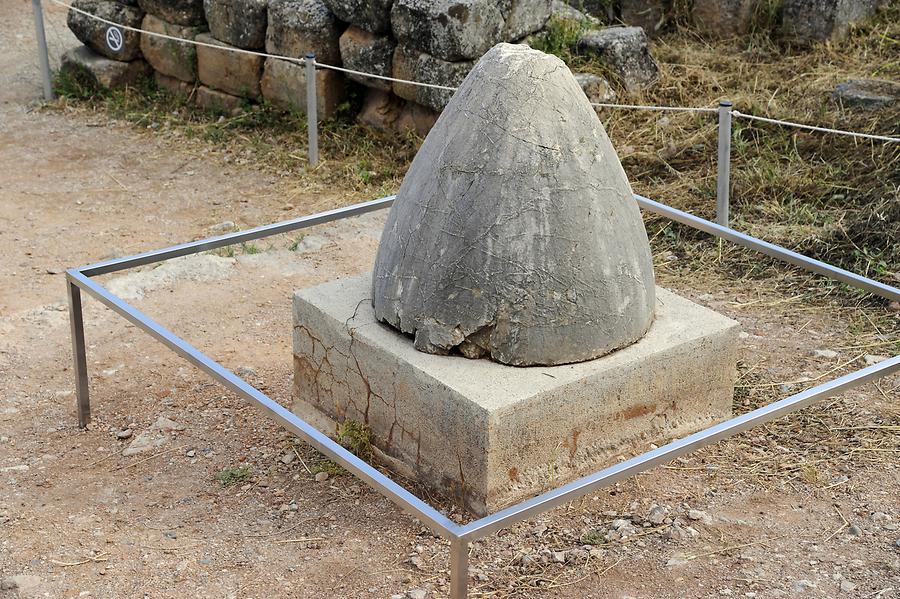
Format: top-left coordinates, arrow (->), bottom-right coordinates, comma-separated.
450,538 -> 469,599
67,280 -> 90,427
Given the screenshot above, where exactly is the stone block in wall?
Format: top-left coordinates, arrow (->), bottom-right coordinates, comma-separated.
392,45 -> 473,112
155,70 -> 196,95
358,88 -> 438,136
259,58 -> 346,119
60,44 -> 151,89
576,26 -> 658,92
204,0 -> 268,49
266,0 -> 343,64
322,0 -> 393,34
196,84 -> 244,113
339,26 -> 395,92
67,0 -> 144,61
196,32 -> 264,98
621,0 -> 666,37
780,0 -> 886,46
391,0 -> 504,62
138,0 -> 206,26
500,0 -> 552,41
140,14 -> 201,82
692,0 -> 758,37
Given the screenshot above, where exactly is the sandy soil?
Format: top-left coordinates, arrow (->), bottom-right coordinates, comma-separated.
1,2 -> 898,598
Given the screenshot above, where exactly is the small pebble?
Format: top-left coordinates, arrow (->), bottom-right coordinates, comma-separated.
280,452 -> 295,465
870,512 -> 892,527
687,509 -> 712,525
407,590 -> 427,599
116,429 -> 133,440
647,505 -> 669,525
848,525 -> 863,537
839,580 -> 856,593
314,471 -> 329,483
811,349 -> 838,359
863,354 -> 888,366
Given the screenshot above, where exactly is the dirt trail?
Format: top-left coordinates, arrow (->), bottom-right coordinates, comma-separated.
1,2 -> 898,598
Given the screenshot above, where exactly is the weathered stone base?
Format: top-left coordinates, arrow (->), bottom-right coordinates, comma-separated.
293,272 -> 740,516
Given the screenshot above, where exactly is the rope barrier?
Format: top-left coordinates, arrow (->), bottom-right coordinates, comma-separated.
733,110 -> 900,143
591,102 -> 716,113
315,62 -> 458,92
47,0 -> 900,144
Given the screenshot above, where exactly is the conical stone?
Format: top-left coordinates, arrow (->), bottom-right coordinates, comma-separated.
372,43 -> 655,366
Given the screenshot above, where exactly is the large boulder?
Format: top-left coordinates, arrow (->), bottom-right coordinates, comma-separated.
692,0 -> 758,37
550,0 -> 592,22
203,0 -> 268,49
780,0 -> 886,46
140,14 -> 201,81
67,0 -> 144,61
390,0 -> 505,62
621,0 -> 666,36
60,44 -> 151,89
339,26 -> 396,91
138,0 -> 206,26
392,45 -> 472,112
372,43 -> 656,366
266,0 -> 343,63
196,32 -> 264,98
322,0 -> 394,34
832,79 -> 900,109
500,0 -> 552,40
576,26 -> 658,91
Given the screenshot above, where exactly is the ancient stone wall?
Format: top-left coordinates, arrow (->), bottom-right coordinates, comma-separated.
62,0 -> 887,133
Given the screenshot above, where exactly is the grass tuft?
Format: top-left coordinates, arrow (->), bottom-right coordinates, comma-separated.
216,466 -> 251,487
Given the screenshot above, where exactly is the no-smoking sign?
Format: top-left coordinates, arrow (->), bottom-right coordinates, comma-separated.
105,26 -> 123,52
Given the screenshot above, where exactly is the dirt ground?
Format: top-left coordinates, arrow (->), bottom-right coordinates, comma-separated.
1,1 -> 898,598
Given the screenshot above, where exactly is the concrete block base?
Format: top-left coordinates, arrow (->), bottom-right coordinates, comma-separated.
292,273 -> 740,516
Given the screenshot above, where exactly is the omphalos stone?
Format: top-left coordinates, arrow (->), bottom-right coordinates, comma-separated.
372,43 -> 655,366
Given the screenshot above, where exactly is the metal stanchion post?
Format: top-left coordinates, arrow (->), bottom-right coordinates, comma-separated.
305,53 -> 319,167
31,0 -> 55,101
716,100 -> 733,227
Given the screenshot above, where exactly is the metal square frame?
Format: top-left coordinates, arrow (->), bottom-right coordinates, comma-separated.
66,194 -> 899,598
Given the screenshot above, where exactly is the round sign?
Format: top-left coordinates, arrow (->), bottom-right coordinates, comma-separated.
106,26 -> 124,52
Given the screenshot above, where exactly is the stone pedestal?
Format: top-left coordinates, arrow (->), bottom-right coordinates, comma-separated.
293,272 -> 740,516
